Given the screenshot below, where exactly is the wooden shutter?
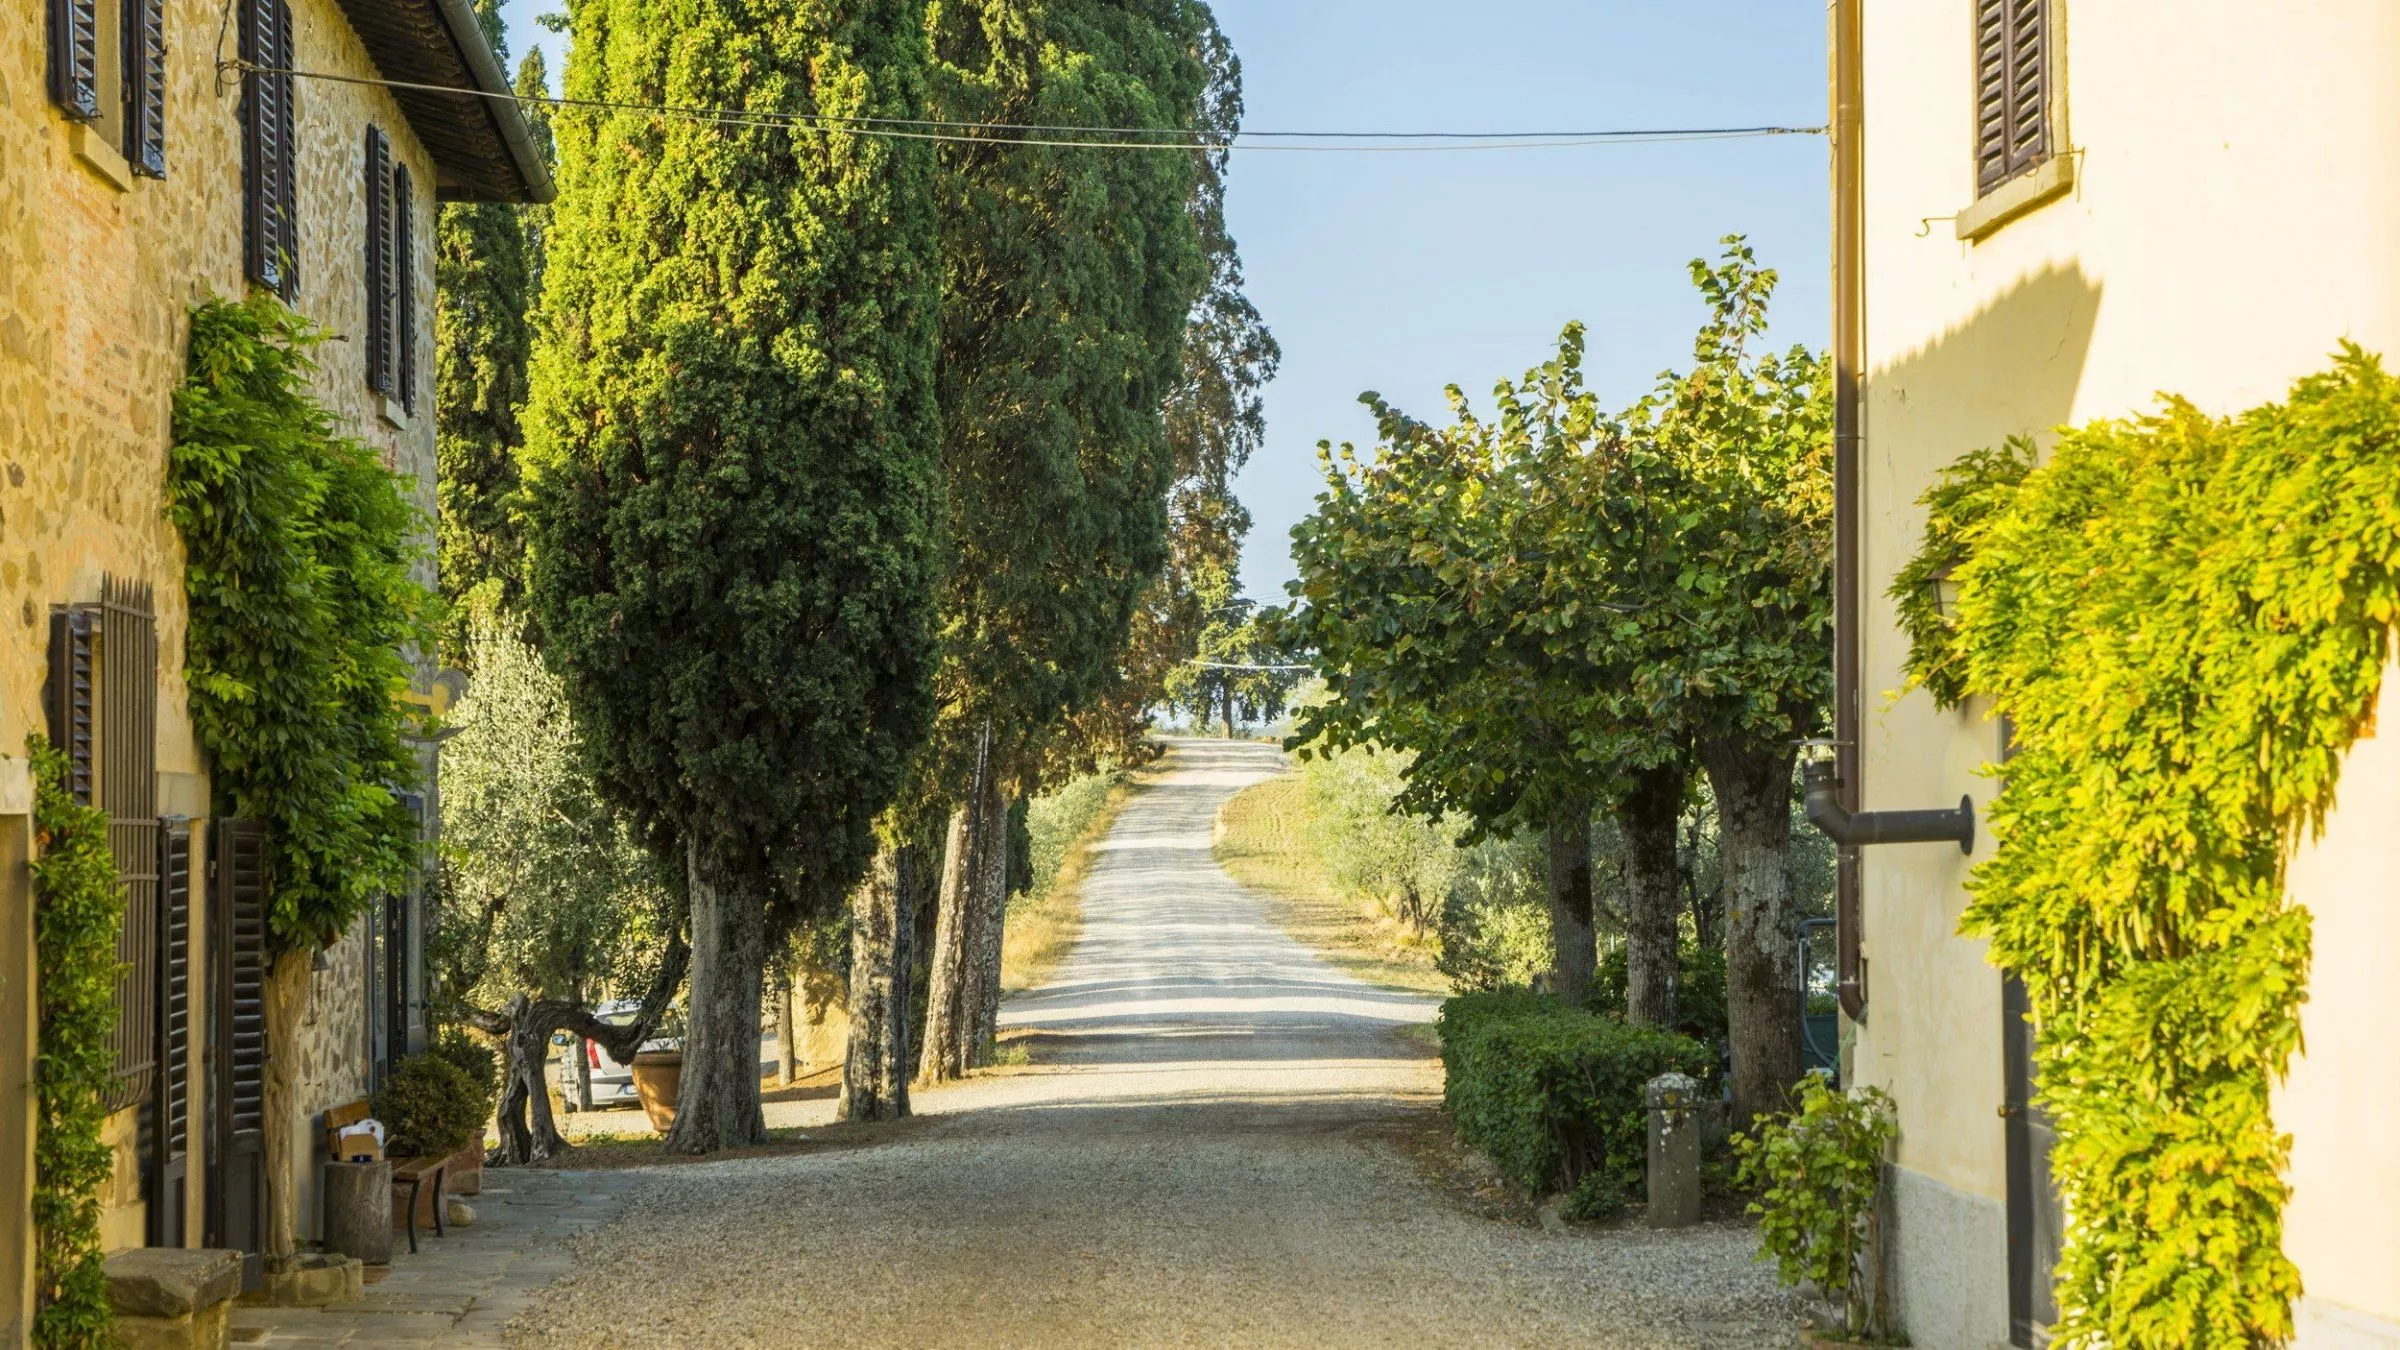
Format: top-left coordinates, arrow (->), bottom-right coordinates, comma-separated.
241,0 -> 298,299
365,127 -> 393,397
148,816 -> 193,1247
48,0 -> 101,120
1975,0 -> 2051,195
207,818 -> 269,1290
101,577 -> 160,1118
394,165 -> 417,413
45,607 -> 97,806
123,0 -> 167,176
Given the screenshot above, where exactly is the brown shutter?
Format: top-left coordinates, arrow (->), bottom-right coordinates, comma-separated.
45,607 -> 97,806
1976,0 -> 2051,195
148,816 -> 193,1247
394,165 -> 417,413
48,0 -> 101,120
240,0 -> 286,294
101,577 -> 160,1118
123,0 -> 168,176
207,817 -> 269,1289
274,0 -> 299,301
366,127 -> 393,397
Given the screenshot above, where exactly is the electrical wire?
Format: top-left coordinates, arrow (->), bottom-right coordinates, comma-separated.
219,59 -> 1824,153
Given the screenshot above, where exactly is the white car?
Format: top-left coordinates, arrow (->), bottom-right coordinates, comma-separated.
553,1000 -> 677,1113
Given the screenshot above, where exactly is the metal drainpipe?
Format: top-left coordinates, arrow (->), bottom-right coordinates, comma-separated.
1804,760 -> 1974,854
1830,0 -> 1868,1021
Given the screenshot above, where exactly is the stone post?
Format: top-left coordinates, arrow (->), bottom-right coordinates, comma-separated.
321,1161 -> 393,1265
1646,1071 -> 1703,1229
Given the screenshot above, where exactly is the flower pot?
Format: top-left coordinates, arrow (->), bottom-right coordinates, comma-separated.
631,1050 -> 682,1133
444,1142 -> 483,1196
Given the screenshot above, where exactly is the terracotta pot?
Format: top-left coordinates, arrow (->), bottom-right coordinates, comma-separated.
444,1143 -> 483,1196
631,1050 -> 682,1133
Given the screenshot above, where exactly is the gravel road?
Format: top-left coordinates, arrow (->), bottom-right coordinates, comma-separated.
509,739 -> 1793,1349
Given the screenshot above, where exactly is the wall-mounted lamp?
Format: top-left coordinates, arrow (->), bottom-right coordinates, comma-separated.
1802,754 -> 1974,854
1927,563 -> 1963,623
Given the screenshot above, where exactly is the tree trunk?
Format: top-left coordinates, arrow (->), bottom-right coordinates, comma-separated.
262,950 -> 311,1260
916,804 -> 977,1083
775,963 -> 798,1086
663,843 -> 768,1154
1619,761 -> 1686,1028
1222,685 -> 1236,738
1702,735 -> 1804,1130
499,994 -> 570,1163
839,843 -> 915,1122
1544,799 -> 1597,1005
966,770 -> 1010,1066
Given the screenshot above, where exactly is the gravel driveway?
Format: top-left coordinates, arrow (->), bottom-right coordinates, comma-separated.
508,739 -> 1793,1349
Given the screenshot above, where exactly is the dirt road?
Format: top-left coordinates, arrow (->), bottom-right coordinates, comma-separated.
510,739 -> 1789,1348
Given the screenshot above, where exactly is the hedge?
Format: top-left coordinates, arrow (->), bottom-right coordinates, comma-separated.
1437,991 -> 1712,1202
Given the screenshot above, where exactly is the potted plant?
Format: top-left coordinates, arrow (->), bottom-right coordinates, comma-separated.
426,1028 -> 500,1192
1733,1076 -> 1900,1346
628,1005 -> 687,1134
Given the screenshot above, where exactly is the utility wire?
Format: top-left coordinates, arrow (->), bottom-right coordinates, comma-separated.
220,60 -> 1824,153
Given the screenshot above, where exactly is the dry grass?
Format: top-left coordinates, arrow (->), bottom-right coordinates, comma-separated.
998,767 -> 1152,995
1213,774 -> 1449,995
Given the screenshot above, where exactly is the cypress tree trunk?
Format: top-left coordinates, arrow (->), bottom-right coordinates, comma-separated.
917,803 -> 976,1082
1620,762 -> 1686,1027
839,844 -> 915,1122
966,771 -> 1010,1065
1544,800 -> 1597,1004
1702,736 -> 1803,1130
664,845 -> 767,1153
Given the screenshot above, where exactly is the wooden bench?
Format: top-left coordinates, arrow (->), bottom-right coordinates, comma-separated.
388,1153 -> 449,1254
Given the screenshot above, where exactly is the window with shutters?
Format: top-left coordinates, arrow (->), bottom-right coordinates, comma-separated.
240,0 -> 299,299
1975,0 -> 2052,196
122,0 -> 167,176
48,0 -> 103,123
49,0 -> 166,181
366,127 -> 394,398
45,579 -> 162,1122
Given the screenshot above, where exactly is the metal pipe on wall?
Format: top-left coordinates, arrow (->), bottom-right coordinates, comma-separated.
1829,0 -> 1867,1022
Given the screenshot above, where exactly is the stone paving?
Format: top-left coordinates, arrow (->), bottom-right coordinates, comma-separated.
229,1169 -> 642,1348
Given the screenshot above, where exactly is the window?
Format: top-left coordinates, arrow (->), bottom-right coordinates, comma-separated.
240,0 -> 298,299
1975,0 -> 2052,195
365,126 -> 393,397
47,0 -> 167,178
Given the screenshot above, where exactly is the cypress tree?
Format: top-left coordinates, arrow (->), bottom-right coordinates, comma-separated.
433,3 -> 546,660
908,0 -> 1213,1081
522,0 -> 944,1153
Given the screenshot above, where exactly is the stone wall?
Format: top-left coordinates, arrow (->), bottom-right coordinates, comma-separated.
0,0 -> 445,1308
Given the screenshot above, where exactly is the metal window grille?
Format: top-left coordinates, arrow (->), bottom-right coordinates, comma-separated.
101,576 -> 160,1117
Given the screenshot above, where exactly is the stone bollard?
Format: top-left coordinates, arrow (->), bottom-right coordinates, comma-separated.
1646,1072 -> 1704,1229
323,1159 -> 394,1265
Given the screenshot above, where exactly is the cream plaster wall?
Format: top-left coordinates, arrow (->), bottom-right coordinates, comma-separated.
1,0 -> 443,1306
1855,2 -> 2400,1344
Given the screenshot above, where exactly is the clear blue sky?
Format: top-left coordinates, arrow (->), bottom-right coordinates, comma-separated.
495,1 -> 1829,600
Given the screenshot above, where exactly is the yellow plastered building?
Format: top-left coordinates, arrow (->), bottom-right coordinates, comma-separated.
0,0 -> 544,1333
1833,2 -> 2400,1345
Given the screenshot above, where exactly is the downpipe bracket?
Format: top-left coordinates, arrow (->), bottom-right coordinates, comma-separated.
1803,758 -> 1974,855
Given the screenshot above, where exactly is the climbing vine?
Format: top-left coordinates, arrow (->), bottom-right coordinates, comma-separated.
27,735 -> 119,1349
168,294 -> 434,951
1896,347 -> 2400,1347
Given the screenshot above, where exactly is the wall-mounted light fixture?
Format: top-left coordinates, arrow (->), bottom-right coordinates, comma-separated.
1927,562 -> 1963,623
1802,750 -> 1974,854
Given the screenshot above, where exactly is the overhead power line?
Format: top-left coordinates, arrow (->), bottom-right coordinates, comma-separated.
219,60 -> 1824,153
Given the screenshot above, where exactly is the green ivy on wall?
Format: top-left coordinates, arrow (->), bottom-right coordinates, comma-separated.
1896,347 -> 2400,1348
27,735 -> 119,1349
168,294 -> 435,951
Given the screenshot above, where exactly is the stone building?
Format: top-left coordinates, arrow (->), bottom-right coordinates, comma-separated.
0,0 -> 546,1333
1827,2 -> 2400,1346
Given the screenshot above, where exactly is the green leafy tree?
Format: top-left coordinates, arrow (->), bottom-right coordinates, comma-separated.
1069,12 -> 1278,761
910,0 -> 1211,1082
521,0 -> 944,1153
1162,579 -> 1305,736
434,605 -> 681,1162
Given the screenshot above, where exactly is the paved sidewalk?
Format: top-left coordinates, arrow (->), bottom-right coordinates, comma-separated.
231,1169 -> 642,1348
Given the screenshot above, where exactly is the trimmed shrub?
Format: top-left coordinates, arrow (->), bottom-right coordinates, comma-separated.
430,1028 -> 501,1105
372,1054 -> 491,1159
1588,940 -> 1729,1049
1438,992 -> 1712,1203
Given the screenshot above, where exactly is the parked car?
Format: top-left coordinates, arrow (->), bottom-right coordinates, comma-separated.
553,1000 -> 678,1113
